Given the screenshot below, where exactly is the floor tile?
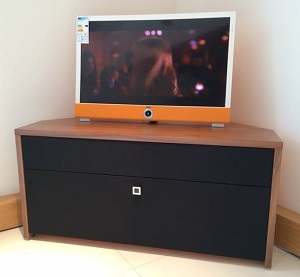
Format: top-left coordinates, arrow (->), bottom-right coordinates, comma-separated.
275,246 -> 300,265
0,228 -> 131,277
1,228 -> 300,277
135,247 -> 300,277
113,242 -> 174,268
113,269 -> 141,277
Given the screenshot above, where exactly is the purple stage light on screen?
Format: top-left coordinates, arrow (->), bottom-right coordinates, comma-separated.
151,30 -> 156,35
157,30 -> 162,36
145,30 -> 151,36
189,40 -> 198,50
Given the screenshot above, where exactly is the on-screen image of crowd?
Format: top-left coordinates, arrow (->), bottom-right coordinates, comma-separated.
80,27 -> 230,107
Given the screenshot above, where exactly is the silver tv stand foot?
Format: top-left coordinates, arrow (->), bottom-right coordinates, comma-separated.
79,118 -> 91,122
212,123 -> 225,128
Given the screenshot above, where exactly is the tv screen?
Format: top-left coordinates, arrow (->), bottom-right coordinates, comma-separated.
75,12 -> 235,123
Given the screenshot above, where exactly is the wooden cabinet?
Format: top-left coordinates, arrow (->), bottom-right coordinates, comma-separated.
15,119 -> 283,268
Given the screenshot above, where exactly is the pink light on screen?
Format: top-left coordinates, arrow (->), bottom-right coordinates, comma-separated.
157,30 -> 163,36
222,35 -> 229,41
145,30 -> 150,36
198,39 -> 206,45
195,82 -> 204,91
151,30 -> 156,35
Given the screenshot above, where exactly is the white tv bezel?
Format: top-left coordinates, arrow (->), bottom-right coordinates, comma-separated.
75,12 -> 236,123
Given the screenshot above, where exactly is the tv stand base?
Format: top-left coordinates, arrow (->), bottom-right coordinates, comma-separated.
15,119 -> 283,268
212,123 -> 225,128
79,118 -> 91,122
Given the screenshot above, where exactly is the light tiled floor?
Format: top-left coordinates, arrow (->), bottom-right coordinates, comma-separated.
1,228 -> 300,277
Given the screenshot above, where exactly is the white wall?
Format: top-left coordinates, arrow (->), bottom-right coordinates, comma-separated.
176,0 -> 300,213
1,0 -> 300,213
0,0 -> 176,196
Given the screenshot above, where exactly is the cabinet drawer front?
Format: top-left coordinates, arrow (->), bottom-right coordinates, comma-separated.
22,136 -> 274,187
25,170 -> 270,261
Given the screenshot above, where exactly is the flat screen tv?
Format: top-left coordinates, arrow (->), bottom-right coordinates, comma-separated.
75,12 -> 235,124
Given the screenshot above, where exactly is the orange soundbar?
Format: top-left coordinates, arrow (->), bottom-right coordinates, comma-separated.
75,103 -> 231,123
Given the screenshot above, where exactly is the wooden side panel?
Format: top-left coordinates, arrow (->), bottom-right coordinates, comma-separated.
15,135 -> 30,239
264,148 -> 282,268
275,206 -> 300,257
0,193 -> 22,231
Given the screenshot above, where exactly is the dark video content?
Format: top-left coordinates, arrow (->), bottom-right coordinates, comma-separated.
80,19 -> 230,107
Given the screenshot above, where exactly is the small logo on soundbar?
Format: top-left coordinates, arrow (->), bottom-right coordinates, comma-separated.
144,108 -> 153,119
